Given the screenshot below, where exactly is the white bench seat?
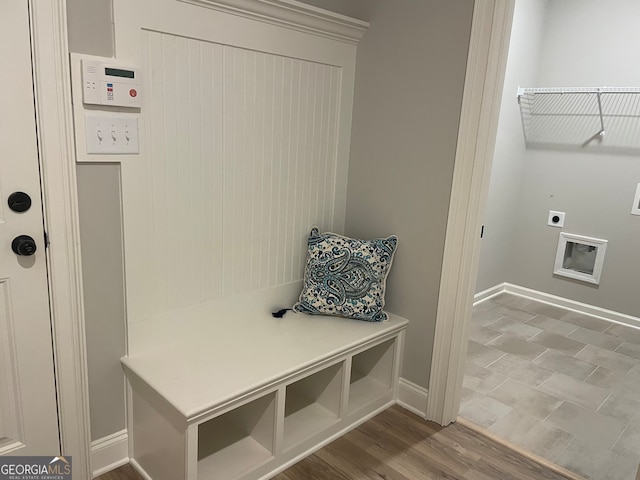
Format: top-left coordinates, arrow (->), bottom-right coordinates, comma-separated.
122,282 -> 408,480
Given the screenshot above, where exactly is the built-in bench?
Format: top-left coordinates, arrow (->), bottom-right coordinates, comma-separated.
122,283 -> 408,480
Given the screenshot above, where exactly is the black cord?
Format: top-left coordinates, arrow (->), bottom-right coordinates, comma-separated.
272,308 -> 292,318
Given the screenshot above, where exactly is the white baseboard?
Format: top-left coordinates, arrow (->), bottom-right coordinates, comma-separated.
475,283 -> 640,330
397,378 -> 428,418
130,458 -> 153,480
91,429 -> 129,478
473,283 -> 506,305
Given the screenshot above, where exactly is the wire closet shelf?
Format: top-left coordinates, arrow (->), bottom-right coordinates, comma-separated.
517,87 -> 640,153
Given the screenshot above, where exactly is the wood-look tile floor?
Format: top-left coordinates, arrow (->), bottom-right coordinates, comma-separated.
463,293 -> 640,480
97,405 -> 575,480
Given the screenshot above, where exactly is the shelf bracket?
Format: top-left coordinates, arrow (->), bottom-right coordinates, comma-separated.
582,91 -> 606,147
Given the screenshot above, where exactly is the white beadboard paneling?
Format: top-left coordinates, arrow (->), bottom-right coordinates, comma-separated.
141,30 -> 342,314
144,32 -> 227,315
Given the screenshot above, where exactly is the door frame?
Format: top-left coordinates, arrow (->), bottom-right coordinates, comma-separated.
29,0 -> 91,477
426,0 -> 515,425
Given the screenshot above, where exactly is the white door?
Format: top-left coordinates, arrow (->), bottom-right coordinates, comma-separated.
0,0 -> 61,455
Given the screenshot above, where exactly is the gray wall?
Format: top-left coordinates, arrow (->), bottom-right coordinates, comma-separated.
477,0 -> 640,318
344,0 -> 474,388
66,0 -> 114,57
476,0 -> 549,292
67,0 -> 122,442
76,164 -> 126,441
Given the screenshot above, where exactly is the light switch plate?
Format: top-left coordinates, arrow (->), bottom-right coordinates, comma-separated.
85,114 -> 139,154
548,210 -> 565,227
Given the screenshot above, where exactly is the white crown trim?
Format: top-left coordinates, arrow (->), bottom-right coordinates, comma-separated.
177,0 -> 369,44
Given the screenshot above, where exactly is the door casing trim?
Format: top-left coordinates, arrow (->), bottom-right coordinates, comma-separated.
29,0 -> 91,476
426,0 -> 515,425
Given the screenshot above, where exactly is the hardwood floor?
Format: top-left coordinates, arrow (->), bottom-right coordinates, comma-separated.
97,405 -> 576,480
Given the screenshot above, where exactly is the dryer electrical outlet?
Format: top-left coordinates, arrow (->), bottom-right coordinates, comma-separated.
548,210 -> 565,227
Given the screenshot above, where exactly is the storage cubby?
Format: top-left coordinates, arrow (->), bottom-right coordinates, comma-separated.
348,339 -> 395,413
197,393 -> 276,480
283,363 -> 343,450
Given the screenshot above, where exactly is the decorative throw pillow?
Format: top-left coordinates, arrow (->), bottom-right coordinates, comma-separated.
293,227 -> 398,322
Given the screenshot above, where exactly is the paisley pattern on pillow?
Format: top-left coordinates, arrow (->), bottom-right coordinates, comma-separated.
293,227 -> 398,322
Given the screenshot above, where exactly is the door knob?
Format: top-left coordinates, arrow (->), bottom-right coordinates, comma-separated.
12,235 -> 37,256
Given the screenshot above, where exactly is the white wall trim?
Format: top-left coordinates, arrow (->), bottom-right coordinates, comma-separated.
397,378 -> 428,419
29,0 -> 92,477
473,282 -> 506,304
477,283 -> 640,330
427,0 -> 515,426
130,458 -> 153,480
177,0 -> 369,44
91,430 -> 129,478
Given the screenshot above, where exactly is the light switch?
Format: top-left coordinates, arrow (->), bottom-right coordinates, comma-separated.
85,114 -> 139,154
